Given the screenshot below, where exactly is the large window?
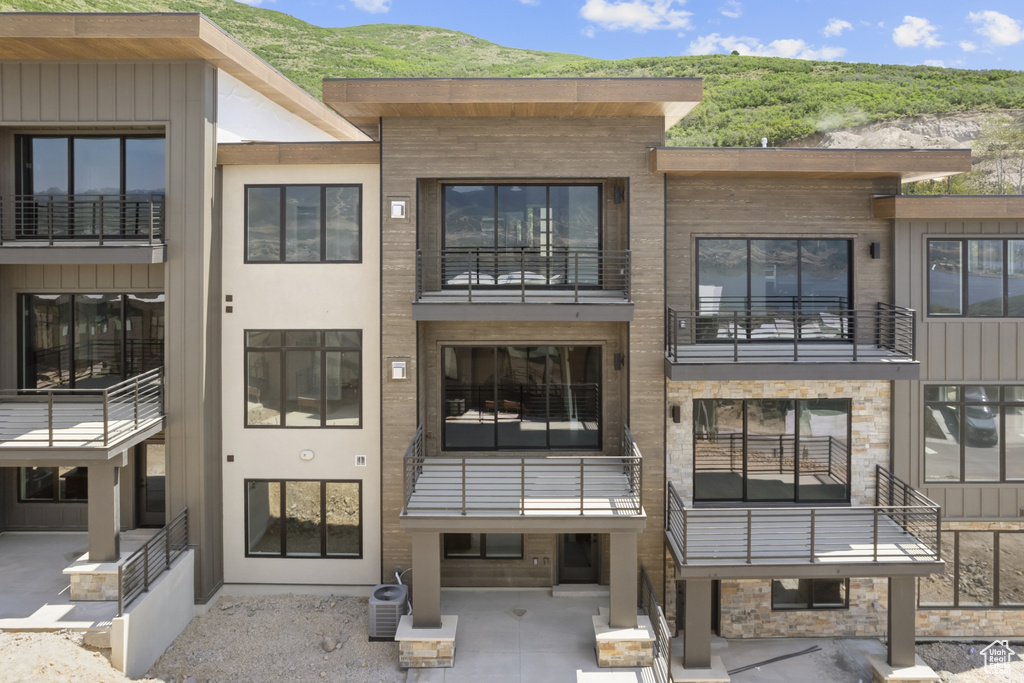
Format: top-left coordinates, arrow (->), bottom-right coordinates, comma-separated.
693,398 -> 851,503
928,239 -> 1024,316
696,239 -> 852,313
772,578 -> 849,610
245,330 -> 361,428
245,480 -> 361,558
923,385 -> 1024,482
19,293 -> 164,390
443,345 -> 601,450
919,530 -> 1024,608
443,533 -> 523,559
245,185 -> 361,263
19,467 -> 88,503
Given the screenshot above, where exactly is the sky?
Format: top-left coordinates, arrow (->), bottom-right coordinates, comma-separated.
238,0 -> 1024,70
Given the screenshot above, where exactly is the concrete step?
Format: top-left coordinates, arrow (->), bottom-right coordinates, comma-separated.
553,584 -> 609,598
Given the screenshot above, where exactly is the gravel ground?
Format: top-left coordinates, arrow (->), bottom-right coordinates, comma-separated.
918,641 -> 1024,683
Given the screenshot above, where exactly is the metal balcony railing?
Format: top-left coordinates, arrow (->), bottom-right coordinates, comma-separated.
666,466 -> 940,566
694,434 -> 849,488
402,424 -> 643,516
639,565 -> 671,683
666,302 -> 916,363
416,247 -> 631,303
0,194 -> 165,245
0,367 -> 164,447
118,508 -> 188,616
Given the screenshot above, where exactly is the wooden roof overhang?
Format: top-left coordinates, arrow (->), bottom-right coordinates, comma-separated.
651,147 -> 972,183
874,195 -> 1024,219
217,141 -> 380,165
0,12 -> 368,142
322,78 -> 703,130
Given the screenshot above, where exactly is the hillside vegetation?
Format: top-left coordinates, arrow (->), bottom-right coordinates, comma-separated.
3,0 -> 1024,147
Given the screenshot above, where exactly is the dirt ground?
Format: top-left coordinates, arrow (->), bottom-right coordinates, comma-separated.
2,599 -> 1024,682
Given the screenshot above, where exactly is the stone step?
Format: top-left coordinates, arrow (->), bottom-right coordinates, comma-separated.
553,584 -> 610,598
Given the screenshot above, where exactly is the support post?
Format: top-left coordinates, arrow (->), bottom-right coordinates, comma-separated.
683,579 -> 712,669
888,575 -> 917,668
609,533 -> 638,629
411,532 -> 442,629
87,464 -> 121,563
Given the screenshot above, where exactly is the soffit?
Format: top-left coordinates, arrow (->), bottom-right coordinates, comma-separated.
0,13 -> 368,142
873,195 -> 1024,219
651,147 -> 972,182
322,78 -> 703,131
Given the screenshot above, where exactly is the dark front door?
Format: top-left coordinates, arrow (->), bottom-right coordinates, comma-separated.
135,439 -> 166,527
558,533 -> 600,583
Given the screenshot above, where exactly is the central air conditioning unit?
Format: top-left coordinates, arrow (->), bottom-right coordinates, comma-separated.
368,583 -> 409,641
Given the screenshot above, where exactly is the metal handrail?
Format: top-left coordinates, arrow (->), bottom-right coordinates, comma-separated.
0,194 -> 165,245
415,247 -> 631,303
402,424 -> 642,516
666,303 -> 916,362
0,367 -> 164,446
639,566 -> 671,683
117,508 -> 188,616
666,472 -> 940,566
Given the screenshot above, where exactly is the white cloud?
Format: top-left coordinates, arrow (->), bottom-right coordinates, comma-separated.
579,0 -> 692,32
924,60 -> 945,67
892,16 -> 943,48
960,40 -> 977,52
823,19 -> 852,37
969,10 -> 1024,46
519,0 -> 541,5
350,0 -> 390,13
687,33 -> 846,60
719,1 -> 741,19
582,25 -> 596,38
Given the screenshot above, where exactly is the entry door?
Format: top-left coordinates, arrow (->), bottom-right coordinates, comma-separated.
135,440 -> 166,527
558,533 -> 600,583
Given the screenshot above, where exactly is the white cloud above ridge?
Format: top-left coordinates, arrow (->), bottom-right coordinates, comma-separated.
350,0 -> 390,13
518,0 -> 541,5
688,33 -> 846,60
719,1 -> 741,19
579,0 -> 692,32
960,40 -> 977,52
969,10 -> 1024,46
892,16 -> 943,48
824,19 -> 851,37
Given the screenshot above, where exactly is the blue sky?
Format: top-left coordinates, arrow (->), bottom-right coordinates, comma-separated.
241,1 -> 1024,70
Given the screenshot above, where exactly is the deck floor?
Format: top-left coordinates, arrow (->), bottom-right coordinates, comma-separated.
404,456 -> 640,517
0,400 -> 162,449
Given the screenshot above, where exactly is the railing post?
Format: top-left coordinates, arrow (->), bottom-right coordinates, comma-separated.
102,390 -> 109,446
579,458 -> 585,515
520,248 -> 526,302
873,508 -> 879,562
165,522 -> 172,570
117,565 -> 124,617
746,509 -> 753,564
793,310 -> 799,361
461,459 -> 467,516
809,509 -> 816,562
149,197 -> 156,245
134,376 -> 140,427
733,311 -> 739,361
851,311 -> 858,361
681,506 -> 687,564
520,457 -> 526,516
143,544 -> 150,592
48,391 -> 54,446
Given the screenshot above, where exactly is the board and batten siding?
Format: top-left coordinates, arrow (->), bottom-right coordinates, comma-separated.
380,115 -> 667,595
0,60 -> 223,599
893,217 -> 1024,518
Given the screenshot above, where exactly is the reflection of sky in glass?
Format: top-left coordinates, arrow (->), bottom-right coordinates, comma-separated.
31,139 -> 69,194
74,138 -> 120,195
125,139 -> 166,195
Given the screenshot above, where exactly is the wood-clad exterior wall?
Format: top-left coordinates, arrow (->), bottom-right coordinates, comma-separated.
380,116 -> 667,593
0,60 -> 223,601
663,176 -> 901,311
892,216 -> 1024,518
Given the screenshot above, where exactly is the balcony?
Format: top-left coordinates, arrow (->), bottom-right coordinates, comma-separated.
665,299 -> 918,380
400,425 -> 645,533
412,248 -> 632,321
0,367 -> 165,465
666,466 -> 943,579
0,194 -> 165,264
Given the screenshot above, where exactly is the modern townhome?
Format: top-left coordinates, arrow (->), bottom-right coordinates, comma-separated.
2,10 -> 1024,683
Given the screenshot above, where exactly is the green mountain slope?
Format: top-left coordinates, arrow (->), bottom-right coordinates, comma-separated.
3,0 -> 1024,147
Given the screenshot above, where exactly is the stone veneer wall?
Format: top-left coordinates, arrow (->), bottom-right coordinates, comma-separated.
666,379 -> 892,506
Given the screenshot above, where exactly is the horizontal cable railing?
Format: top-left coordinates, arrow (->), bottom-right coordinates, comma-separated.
416,248 -> 631,303
403,424 -> 642,516
876,464 -> 942,555
0,367 -> 164,447
666,474 -> 940,565
0,194 -> 165,245
666,302 -> 916,362
444,383 -> 599,424
694,434 -> 849,484
639,565 -> 671,683
118,508 -> 188,616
